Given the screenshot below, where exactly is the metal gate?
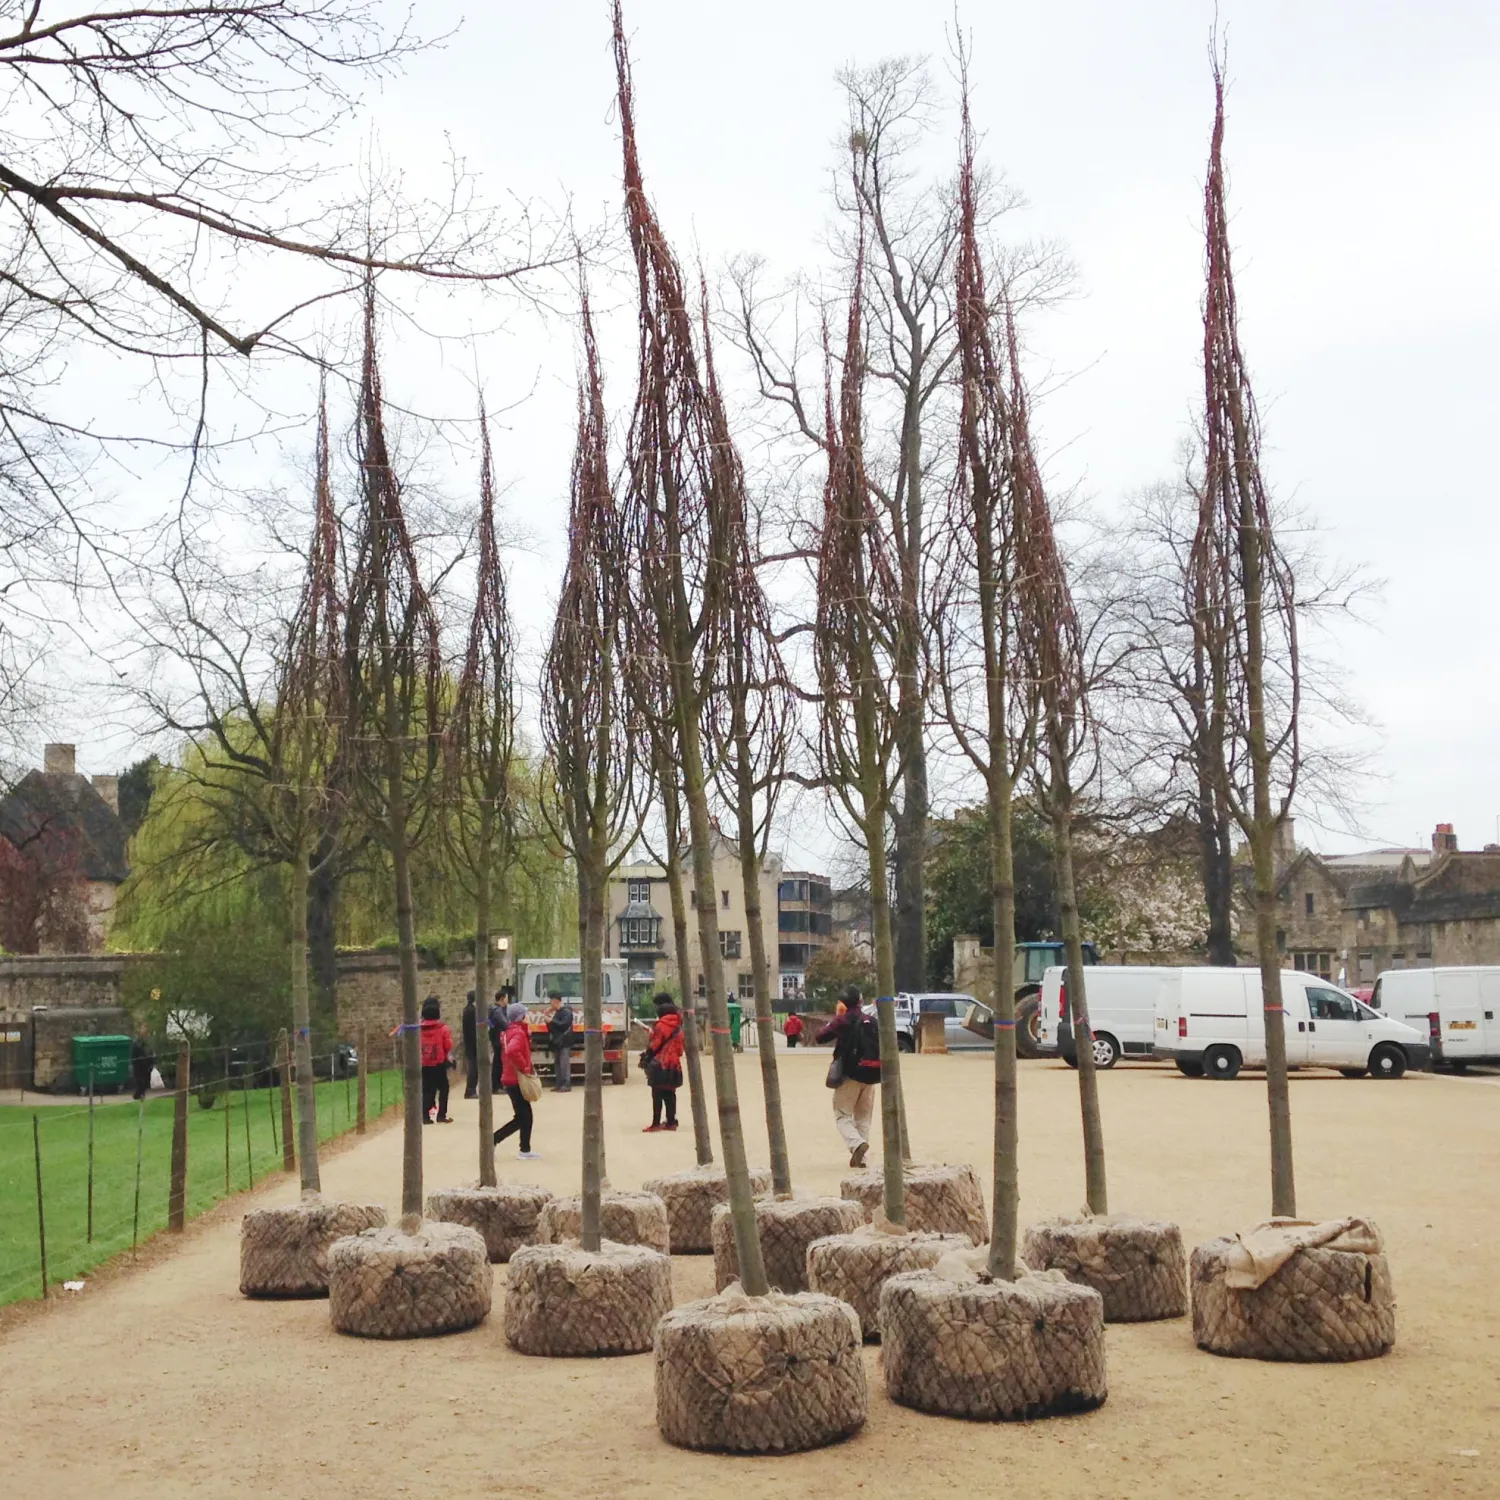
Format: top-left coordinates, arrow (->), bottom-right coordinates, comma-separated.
0,1018 -> 32,1089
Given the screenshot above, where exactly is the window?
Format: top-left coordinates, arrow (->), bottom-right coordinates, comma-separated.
738,972 -> 755,1001
721,890 -> 731,909
1304,892 -> 1315,917
696,974 -> 705,997
1307,988 -> 1358,1022
620,917 -> 661,949
719,930 -> 742,960
1290,951 -> 1335,981
627,878 -> 650,903
779,910 -> 809,933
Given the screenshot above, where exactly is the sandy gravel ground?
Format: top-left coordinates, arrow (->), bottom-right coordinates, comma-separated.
4,1051 -> 1498,1499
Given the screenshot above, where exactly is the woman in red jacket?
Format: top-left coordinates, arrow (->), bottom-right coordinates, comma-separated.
492,1003 -> 541,1160
419,996 -> 454,1123
641,993 -> 685,1133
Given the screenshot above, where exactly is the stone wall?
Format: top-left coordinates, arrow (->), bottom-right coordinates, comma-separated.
332,950 -> 475,1065
0,953 -> 137,1023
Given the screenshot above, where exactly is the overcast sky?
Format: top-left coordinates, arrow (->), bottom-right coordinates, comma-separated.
44,0 -> 1500,864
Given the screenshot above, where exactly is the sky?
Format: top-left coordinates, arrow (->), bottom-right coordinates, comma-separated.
33,0 -> 1500,865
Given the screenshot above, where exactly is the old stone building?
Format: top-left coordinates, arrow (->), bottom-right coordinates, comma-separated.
0,744 -> 129,952
606,833 -> 781,1010
1273,822 -> 1500,984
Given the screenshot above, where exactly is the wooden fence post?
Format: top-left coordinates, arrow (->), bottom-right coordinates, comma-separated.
168,1043 -> 190,1231
278,1031 -> 296,1174
32,1115 -> 48,1299
356,1023 -> 368,1135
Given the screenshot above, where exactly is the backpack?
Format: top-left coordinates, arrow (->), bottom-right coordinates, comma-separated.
841,1011 -> 881,1079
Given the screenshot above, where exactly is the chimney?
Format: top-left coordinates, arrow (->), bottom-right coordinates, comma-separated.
92,774 -> 120,815
1271,816 -> 1297,869
1432,822 -> 1458,855
43,743 -> 76,776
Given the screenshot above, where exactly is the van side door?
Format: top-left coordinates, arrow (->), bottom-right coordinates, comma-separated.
1440,972 -> 1483,1065
1303,985 -> 1365,1069
1277,974 -> 1311,1066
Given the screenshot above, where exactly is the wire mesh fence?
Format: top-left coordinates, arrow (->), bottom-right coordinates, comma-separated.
0,1033 -> 404,1309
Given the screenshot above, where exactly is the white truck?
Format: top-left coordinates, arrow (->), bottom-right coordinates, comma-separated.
515,958 -> 631,1085
1370,967 -> 1500,1070
1037,965 -> 1164,1068
1150,966 -> 1430,1080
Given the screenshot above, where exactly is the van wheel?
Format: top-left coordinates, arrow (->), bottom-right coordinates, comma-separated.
1015,993 -> 1042,1060
1369,1045 -> 1407,1080
1175,1059 -> 1203,1078
1203,1045 -> 1241,1081
897,1033 -> 916,1054
1090,1033 -> 1120,1070
1339,1067 -> 1367,1079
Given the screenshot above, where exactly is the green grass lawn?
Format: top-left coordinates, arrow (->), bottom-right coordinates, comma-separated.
0,1070 -> 402,1307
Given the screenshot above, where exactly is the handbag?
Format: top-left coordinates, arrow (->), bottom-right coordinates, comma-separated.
825,1054 -> 845,1089
518,1070 -> 542,1103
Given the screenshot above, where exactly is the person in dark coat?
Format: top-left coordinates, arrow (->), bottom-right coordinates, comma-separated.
130,1033 -> 155,1101
489,987 -> 512,1091
815,984 -> 881,1167
462,991 -> 479,1099
546,990 -> 575,1092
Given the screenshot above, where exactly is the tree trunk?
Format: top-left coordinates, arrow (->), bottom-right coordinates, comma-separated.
875,993 -> 905,1226
1196,758 -> 1237,967
383,721 -> 423,1227
892,708 -> 928,992
307,837 -> 340,1025
1049,745 -> 1107,1216
987,773 -> 1019,1282
663,777 -> 713,1166
289,845 -> 320,1194
735,783 -> 791,1196
677,687 -> 768,1296
580,854 -> 606,1253
473,811 -> 496,1188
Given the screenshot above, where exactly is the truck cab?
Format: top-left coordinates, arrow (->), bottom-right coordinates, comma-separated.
515,958 -> 631,1084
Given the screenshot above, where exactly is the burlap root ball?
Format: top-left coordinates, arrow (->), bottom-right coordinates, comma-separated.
1191,1237 -> 1395,1362
655,1287 -> 868,1453
537,1191 -> 670,1255
640,1165 -> 774,1254
840,1163 -> 989,1245
239,1193 -> 387,1298
504,1240 -> 673,1356
806,1224 -> 971,1340
881,1267 -> 1107,1421
327,1222 -> 491,1338
425,1183 -> 553,1263
1022,1214 -> 1188,1322
711,1197 -> 864,1294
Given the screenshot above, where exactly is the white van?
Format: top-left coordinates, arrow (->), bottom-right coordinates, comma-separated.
1154,968 -> 1430,1079
1037,966 -> 1165,1068
1370,968 -> 1500,1069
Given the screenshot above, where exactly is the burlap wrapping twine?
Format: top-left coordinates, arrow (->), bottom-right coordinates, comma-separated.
840,1163 -> 988,1245
711,1197 -> 864,1294
505,1240 -> 673,1356
327,1222 -> 491,1339
806,1219 -> 971,1340
641,1165 -> 774,1254
655,1286 -> 868,1453
239,1192 -> 387,1298
1022,1213 -> 1188,1322
1192,1218 -> 1395,1362
425,1183 -> 553,1264
880,1252 -> 1107,1421
537,1191 -> 670,1255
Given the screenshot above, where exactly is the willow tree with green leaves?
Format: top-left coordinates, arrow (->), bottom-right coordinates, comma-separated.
343,284 -> 445,1225
1199,62 -> 1302,1217
815,209 -> 909,1224
448,405 -> 516,1188
540,286 -> 639,1251
613,2 -> 766,1295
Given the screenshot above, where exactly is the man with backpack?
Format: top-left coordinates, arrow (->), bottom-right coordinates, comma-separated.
816,984 -> 882,1168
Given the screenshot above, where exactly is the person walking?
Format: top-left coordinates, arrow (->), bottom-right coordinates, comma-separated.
816,984 -> 881,1168
419,996 -> 455,1124
489,988 -> 511,1092
546,990 -> 575,1093
494,1002 -> 541,1160
641,992 -> 684,1132
461,991 -> 479,1099
130,1032 -> 155,1101
783,1012 -> 804,1049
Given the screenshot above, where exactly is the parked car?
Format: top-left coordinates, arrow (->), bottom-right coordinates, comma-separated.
893,992 -> 986,1052
1037,964 -> 1165,1069
1370,967 -> 1500,1070
1152,967 -> 1430,1079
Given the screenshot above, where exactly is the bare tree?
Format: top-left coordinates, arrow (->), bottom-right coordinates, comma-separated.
612,1 -> 768,1295
1198,60 -> 1302,1217
540,282 -> 637,1252
448,404 -> 516,1189
343,282 -> 444,1226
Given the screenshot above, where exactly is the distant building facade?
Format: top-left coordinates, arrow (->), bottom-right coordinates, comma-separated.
606,833 -> 780,1009
776,871 -> 832,1000
0,744 -> 129,953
